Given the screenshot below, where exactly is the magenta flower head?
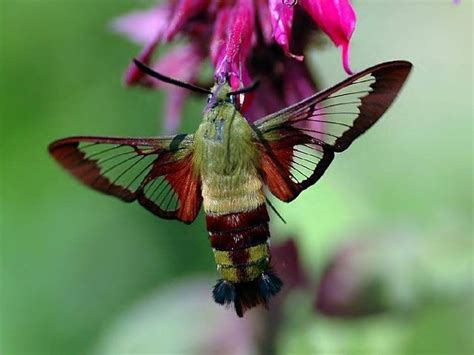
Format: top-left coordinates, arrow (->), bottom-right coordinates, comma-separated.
315,238 -> 393,318
300,0 -> 356,74
112,0 -> 357,131
271,238 -> 308,292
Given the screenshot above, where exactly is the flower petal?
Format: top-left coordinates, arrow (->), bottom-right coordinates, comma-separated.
126,43 -> 206,132
282,57 -> 317,105
215,0 -> 255,89
152,43 -> 205,82
111,6 -> 169,45
151,43 -> 206,132
165,0 -> 210,41
268,0 -> 303,60
246,57 -> 319,122
300,0 -> 356,74
256,0 -> 274,44
113,4 -> 172,86
123,38 -> 161,86
271,239 -> 308,290
210,5 -> 232,70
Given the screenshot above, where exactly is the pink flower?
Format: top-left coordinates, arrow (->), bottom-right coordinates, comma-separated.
315,239 -> 387,317
271,238 -> 309,292
268,0 -> 301,60
112,0 -> 357,131
212,0 -> 255,91
300,0 -> 356,74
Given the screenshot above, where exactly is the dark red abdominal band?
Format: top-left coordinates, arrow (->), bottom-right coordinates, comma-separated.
206,204 -> 270,252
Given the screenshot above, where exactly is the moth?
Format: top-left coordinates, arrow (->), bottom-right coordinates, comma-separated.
49,60 -> 412,317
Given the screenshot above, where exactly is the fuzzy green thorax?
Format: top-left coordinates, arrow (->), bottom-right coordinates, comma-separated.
193,82 -> 259,177
192,82 -> 264,215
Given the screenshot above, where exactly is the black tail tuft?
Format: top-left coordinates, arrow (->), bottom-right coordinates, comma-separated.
259,271 -> 283,299
213,272 -> 283,317
213,279 -> 236,305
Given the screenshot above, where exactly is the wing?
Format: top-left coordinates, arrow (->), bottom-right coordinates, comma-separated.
253,61 -> 412,202
48,134 -> 202,224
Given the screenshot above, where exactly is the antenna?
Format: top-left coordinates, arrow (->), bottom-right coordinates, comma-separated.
133,59 -> 212,95
227,80 -> 260,96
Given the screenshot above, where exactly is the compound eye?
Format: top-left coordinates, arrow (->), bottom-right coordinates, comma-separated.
229,95 -> 236,105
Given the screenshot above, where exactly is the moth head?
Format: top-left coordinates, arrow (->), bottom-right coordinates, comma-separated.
208,74 -> 260,109
208,75 -> 234,108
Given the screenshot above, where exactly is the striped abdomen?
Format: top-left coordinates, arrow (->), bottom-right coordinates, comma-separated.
202,174 -> 282,317
207,204 -> 271,283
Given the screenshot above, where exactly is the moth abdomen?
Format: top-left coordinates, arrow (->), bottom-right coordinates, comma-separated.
206,204 -> 283,317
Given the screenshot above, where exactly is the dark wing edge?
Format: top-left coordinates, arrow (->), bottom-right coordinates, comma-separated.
254,60 -> 413,152
48,135 -> 202,224
253,61 -> 413,202
331,60 -> 412,152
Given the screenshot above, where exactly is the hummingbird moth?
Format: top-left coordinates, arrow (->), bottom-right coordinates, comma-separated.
49,60 -> 412,317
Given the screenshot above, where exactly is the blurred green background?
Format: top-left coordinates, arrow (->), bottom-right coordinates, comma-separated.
0,1 -> 472,354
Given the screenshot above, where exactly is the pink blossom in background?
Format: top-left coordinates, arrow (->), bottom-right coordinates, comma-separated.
267,0 -> 302,60
315,239 -> 387,317
271,238 -> 309,292
112,0 -> 357,132
300,0 -> 356,74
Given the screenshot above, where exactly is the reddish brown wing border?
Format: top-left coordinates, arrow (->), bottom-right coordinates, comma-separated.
48,135 -> 202,224
49,136 -> 161,202
254,61 -> 413,152
332,61 -> 412,151
138,152 -> 202,224
253,61 -> 412,202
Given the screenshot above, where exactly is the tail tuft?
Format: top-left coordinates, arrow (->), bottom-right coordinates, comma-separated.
213,272 -> 283,317
213,279 -> 236,305
259,271 -> 283,299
